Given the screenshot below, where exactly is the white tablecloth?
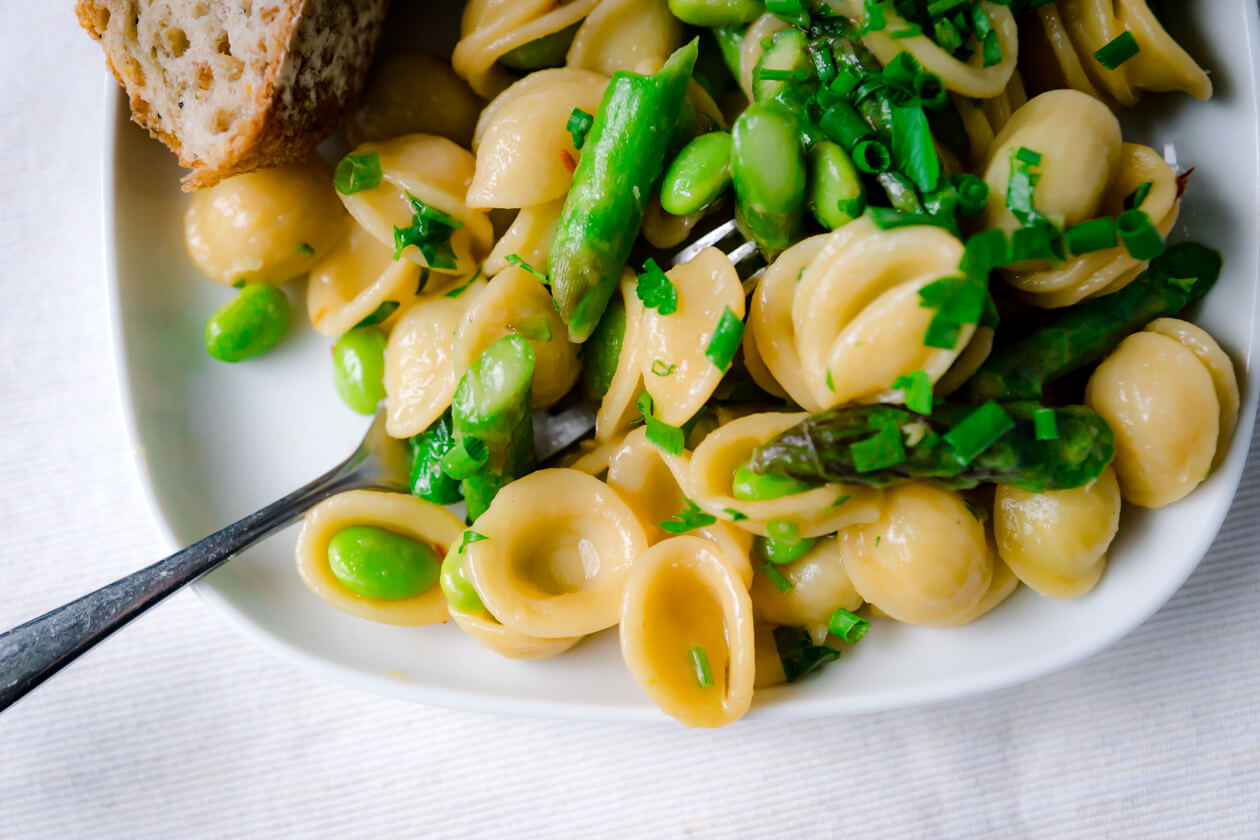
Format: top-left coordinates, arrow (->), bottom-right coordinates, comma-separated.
1,7 -> 1257,838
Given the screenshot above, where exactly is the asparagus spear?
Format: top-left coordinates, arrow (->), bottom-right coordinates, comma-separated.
408,410 -> 463,505
746,402 -> 1115,493
548,40 -> 699,342
962,242 -> 1222,403
448,334 -> 538,520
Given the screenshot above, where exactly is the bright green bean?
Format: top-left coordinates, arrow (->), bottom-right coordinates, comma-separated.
332,327 -> 388,415
732,461 -> 814,501
328,525 -> 441,601
439,546 -> 485,614
808,141 -> 865,230
499,22 -> 581,71
661,131 -> 733,216
668,0 -> 763,26
731,102 -> 806,254
204,283 -> 290,363
754,534 -> 818,565
409,411 -> 463,505
549,40 -> 699,342
711,26 -> 744,81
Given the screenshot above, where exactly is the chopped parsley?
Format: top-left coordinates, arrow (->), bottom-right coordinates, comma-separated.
659,499 -> 717,534
393,194 -> 462,269
636,258 -> 677,315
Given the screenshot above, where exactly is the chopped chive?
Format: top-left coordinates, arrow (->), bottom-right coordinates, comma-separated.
766,519 -> 802,546
829,494 -> 851,509
756,68 -> 811,83
820,102 -> 873,149
1064,217 -> 1119,256
952,173 -> 990,217
774,626 -> 840,681
724,508 -> 749,522
566,107 -> 593,150
927,0 -> 966,15
852,139 -> 892,174
1125,181 -> 1153,210
891,104 -> 940,193
981,28 -> 1003,67
760,562 -> 794,593
892,370 -> 933,415
891,24 -> 923,38
1094,31 -> 1140,70
943,401 -> 1014,464
828,608 -> 870,643
296,241 -> 315,257
1015,147 -> 1042,166
809,43 -> 837,83
875,536 -> 881,547
689,647 -> 714,688
440,436 -> 489,480
651,360 -> 676,377
457,530 -> 488,553
704,307 -> 745,372
637,391 -> 685,455
1116,209 -> 1165,260
334,151 -> 382,194
353,300 -> 399,329
444,268 -> 481,298
866,206 -> 956,232
850,420 -> 906,472
505,253 -> 549,285
828,68 -> 862,98
913,72 -> 946,108
825,368 -> 835,392
636,258 -> 677,315
1034,407 -> 1059,440
861,0 -> 886,33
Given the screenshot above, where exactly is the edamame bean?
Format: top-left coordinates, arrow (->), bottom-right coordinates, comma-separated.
661,132 -> 733,217
499,22 -> 581,71
439,547 -> 485,614
731,102 -> 806,254
808,141 -> 865,230
333,327 -> 388,415
754,534 -> 818,565
668,0 -> 764,27
204,282 -> 290,363
732,461 -> 814,501
328,525 -> 441,600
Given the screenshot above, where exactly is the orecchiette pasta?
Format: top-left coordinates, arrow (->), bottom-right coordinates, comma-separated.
595,271 -> 648,442
837,482 -> 994,626
994,466 -> 1120,598
184,162 -> 348,286
338,134 -> 494,276
383,286 -> 484,439
750,217 -> 970,409
453,0 -> 601,98
483,198 -> 566,277
467,68 -> 608,209
1086,322 -> 1237,508
566,0 -> 684,76
462,469 -> 650,638
688,412 -> 882,537
306,224 -> 423,338
620,535 -> 755,728
939,555 -> 1019,626
295,491 -> 462,626
346,53 -> 484,148
1144,318 -> 1240,466
749,536 -> 862,644
452,265 -> 581,410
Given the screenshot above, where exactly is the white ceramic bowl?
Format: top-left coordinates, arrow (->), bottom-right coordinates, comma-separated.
105,2 -> 1260,721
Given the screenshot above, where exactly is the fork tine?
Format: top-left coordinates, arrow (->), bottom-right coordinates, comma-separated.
670,217 -> 742,266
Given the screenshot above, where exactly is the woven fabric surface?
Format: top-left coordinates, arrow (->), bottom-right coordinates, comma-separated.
0,6 -> 1257,839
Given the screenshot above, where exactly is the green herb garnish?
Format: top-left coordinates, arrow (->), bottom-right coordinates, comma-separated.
828,608 -> 870,644
659,498 -> 717,534
636,258 -> 677,315
704,306 -> 745,372
334,151 -> 382,195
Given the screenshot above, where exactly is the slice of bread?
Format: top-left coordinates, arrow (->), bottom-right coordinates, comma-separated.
77,0 -> 390,189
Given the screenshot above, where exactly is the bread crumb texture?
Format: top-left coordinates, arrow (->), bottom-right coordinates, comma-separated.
77,0 -> 389,189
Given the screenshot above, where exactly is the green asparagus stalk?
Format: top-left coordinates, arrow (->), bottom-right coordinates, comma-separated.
408,410 -> 463,505
549,40 -> 699,342
449,334 -> 538,520
746,402 -> 1115,493
961,242 -> 1222,403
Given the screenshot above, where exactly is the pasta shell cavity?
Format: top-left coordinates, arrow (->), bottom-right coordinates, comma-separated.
1085,324 -> 1234,508
859,1 -> 1019,98
640,248 -> 745,426
338,135 -> 493,276
307,224 -> 422,338
295,491 -> 463,626
454,0 -> 602,98
383,288 -> 483,439
750,536 -> 862,644
838,483 -> 994,626
567,0 -> 685,76
791,217 -> 971,408
467,70 -> 609,209
619,536 -> 755,727
484,198 -> 566,277
995,466 -> 1121,598
453,265 -> 580,410
749,235 -> 831,410
463,469 -> 650,638
688,412 -> 881,538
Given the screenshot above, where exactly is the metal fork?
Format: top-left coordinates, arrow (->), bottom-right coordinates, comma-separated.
0,218 -> 760,713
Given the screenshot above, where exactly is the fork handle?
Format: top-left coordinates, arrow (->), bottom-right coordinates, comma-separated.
0,463 -> 359,713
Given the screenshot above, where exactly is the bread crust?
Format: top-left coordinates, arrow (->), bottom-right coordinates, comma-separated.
77,0 -> 389,190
